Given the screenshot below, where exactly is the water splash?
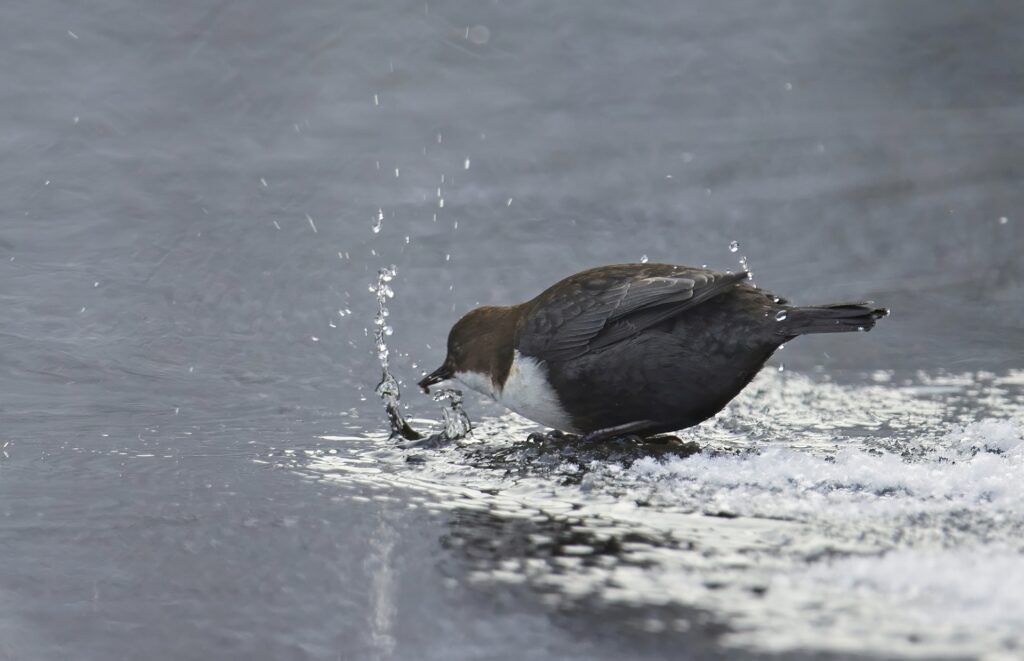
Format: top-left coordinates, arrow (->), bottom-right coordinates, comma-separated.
434,388 -> 473,440
371,266 -> 421,441
738,253 -> 751,281
395,387 -> 474,450
369,266 -> 474,446
729,240 -> 756,285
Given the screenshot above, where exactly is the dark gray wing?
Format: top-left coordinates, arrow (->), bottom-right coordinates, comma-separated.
517,265 -> 749,363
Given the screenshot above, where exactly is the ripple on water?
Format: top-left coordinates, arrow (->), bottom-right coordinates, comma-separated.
295,369 -> 1024,659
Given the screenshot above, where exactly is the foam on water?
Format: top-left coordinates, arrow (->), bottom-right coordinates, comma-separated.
627,418 -> 1024,520
297,369 -> 1024,659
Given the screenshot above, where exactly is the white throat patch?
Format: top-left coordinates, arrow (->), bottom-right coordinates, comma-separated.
453,369 -> 497,400
457,351 -> 576,433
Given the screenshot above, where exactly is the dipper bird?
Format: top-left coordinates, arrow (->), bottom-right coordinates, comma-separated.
418,264 -> 887,442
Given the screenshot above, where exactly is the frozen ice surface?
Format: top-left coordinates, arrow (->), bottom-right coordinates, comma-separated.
304,369 -> 1024,658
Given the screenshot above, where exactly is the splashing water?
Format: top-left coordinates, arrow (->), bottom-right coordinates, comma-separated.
738,254 -> 751,281
368,265 -> 474,446
396,387 -> 474,450
729,240 -> 756,285
371,265 -> 421,441
434,388 -> 473,440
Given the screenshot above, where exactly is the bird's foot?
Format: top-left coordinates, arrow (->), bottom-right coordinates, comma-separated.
583,429 -> 701,459
642,434 -> 701,458
580,420 -> 658,444
526,429 -> 579,444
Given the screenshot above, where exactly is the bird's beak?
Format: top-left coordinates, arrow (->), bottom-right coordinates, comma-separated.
418,364 -> 453,393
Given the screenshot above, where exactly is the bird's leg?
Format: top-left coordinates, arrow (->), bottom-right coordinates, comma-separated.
580,420 -> 658,444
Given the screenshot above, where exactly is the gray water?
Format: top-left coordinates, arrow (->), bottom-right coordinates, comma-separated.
3,1 -> 1024,659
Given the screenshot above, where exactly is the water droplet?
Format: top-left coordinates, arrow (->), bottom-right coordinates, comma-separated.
373,93 -> 379,106
445,254 -> 451,262
372,209 -> 383,233
311,336 -> 319,342
506,198 -> 513,207
394,168 -> 400,178
784,82 -> 793,91
640,255 -> 649,263
999,216 -> 1008,225
778,364 -> 785,372
438,198 -> 444,208
305,213 -> 317,233
260,178 -> 268,187
775,310 -> 788,321
729,240 -> 739,253
464,158 -> 471,170
467,24 -> 490,45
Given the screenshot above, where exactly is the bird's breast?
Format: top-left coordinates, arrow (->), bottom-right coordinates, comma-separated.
495,351 -> 577,433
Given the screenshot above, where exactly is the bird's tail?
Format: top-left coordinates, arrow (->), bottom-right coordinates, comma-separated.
775,302 -> 889,336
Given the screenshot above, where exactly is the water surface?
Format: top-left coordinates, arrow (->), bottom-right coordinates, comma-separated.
2,1 -> 1023,659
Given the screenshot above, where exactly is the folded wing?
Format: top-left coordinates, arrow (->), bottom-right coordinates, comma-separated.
518,265 -> 749,363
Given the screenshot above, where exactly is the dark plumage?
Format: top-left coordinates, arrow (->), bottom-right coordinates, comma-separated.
419,263 -> 887,441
